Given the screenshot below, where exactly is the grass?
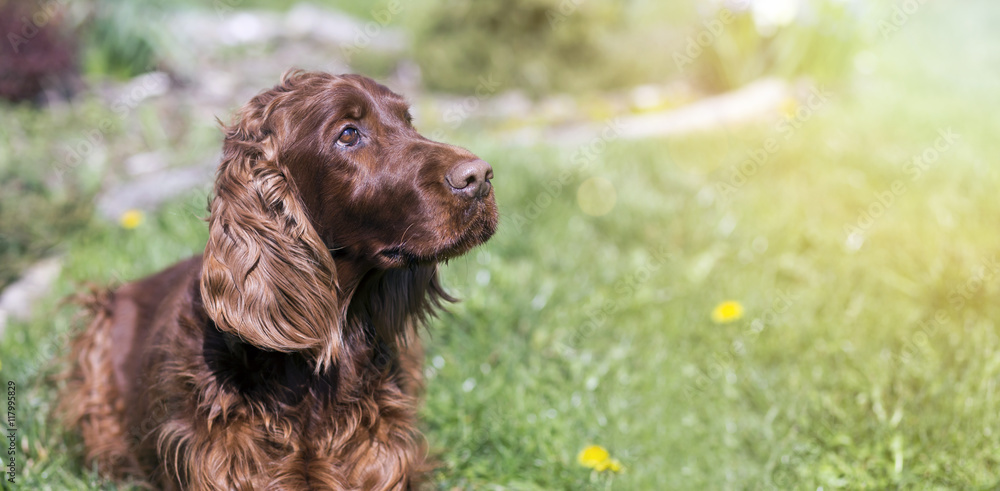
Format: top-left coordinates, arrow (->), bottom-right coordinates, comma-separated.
4,1 -> 1000,489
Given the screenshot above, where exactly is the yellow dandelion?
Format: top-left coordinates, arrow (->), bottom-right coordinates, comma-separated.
577,445 -> 623,473
578,445 -> 609,468
711,301 -> 744,324
595,457 -> 623,473
119,209 -> 144,229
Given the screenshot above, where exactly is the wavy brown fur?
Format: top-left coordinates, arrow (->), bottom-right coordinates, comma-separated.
59,71 -> 498,490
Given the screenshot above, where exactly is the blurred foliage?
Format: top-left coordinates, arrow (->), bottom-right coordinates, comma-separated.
0,107 -> 98,289
0,0 -> 177,286
0,0 -> 172,102
692,0 -> 866,91
411,0 -> 627,96
79,0 -> 170,78
0,0 -> 79,103
409,0 -> 866,96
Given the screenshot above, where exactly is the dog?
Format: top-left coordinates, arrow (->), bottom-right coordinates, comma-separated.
60,71 -> 498,489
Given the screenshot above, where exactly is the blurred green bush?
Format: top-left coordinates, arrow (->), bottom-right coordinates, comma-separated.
687,0 -> 865,92
410,0 -> 865,96
0,107 -> 98,289
80,0 -> 170,79
411,0 -> 627,96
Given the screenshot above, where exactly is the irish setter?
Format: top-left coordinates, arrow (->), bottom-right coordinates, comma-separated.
60,71 -> 498,489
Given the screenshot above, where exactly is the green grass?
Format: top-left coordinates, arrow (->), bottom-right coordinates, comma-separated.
5,1 -> 1000,489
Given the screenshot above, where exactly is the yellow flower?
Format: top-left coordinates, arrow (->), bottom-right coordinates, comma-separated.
577,445 -> 623,473
596,457 -> 623,472
119,209 -> 144,229
711,301 -> 744,324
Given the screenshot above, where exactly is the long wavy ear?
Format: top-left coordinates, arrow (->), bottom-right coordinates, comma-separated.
200,89 -> 341,371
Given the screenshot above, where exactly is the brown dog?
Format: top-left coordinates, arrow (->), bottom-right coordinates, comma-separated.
61,71 -> 498,489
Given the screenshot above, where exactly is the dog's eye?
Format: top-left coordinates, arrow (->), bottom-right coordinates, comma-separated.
337,127 -> 360,147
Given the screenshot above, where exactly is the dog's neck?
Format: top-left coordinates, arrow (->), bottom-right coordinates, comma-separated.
345,265 -> 446,341
332,259 -> 372,300
200,261 -> 445,394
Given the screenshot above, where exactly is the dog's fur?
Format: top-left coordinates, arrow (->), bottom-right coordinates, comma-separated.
60,71 -> 497,489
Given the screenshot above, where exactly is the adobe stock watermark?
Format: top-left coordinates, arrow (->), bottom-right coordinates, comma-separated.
672,2 -> 749,71
890,253 -> 999,367
715,85 -> 833,200
508,118 -> 625,232
815,257 -> 998,421
213,0 -> 244,19
5,0 -> 71,54
563,245 -> 674,350
878,0 -> 930,40
340,1 -> 404,61
546,0 -> 585,28
7,278 -> 137,380
684,288 -> 799,400
843,127 -> 960,249
426,74 -> 502,142
54,72 -> 170,179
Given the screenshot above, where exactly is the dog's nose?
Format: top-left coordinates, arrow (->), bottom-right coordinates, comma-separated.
446,159 -> 493,199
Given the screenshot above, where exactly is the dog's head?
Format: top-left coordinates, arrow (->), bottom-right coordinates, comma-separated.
200,71 -> 497,368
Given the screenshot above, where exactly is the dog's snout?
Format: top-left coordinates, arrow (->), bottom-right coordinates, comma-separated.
446,159 -> 493,199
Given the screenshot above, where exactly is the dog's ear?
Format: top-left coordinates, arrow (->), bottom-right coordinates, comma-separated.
200,86 -> 341,370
